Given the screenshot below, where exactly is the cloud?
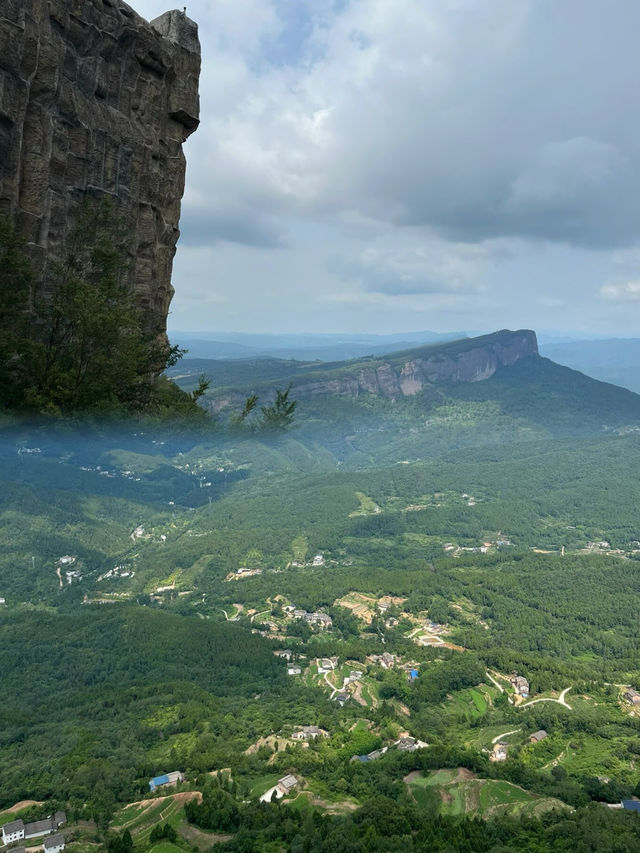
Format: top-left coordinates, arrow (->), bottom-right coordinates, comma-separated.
133,0 -> 640,333
179,205 -> 286,248
333,237 -> 501,297
599,281 -> 640,303
173,0 -> 640,253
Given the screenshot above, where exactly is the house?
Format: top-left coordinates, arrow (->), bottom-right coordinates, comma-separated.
277,774 -> 298,796
312,554 -> 325,566
385,617 -> 399,628
395,736 -> 428,752
623,688 -> 640,706
530,730 -> 548,743
348,670 -> 363,682
2,813 -> 67,846
317,657 -> 335,673
511,675 -> 529,697
287,665 -> 302,675
293,609 -> 307,619
43,834 -> 65,853
292,726 -> 325,741
491,742 -> 508,762
335,693 -> 349,706
274,649 -> 293,661
149,770 -> 184,791
305,612 -> 332,628
408,669 -> 419,682
351,747 -> 388,763
2,821 -> 25,844
382,652 -> 396,668
621,800 -> 640,812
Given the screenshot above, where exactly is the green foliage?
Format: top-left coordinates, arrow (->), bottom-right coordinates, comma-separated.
260,384 -> 297,431
0,205 -> 205,419
149,823 -> 177,843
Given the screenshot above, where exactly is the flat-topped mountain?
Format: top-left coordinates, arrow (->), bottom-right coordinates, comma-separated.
171,329 -> 539,412
292,329 -> 539,401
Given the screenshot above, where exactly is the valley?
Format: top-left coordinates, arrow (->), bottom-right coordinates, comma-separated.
2,333 -> 640,851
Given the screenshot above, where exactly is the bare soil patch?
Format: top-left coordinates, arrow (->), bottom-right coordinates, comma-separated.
0,800 -> 44,814
455,767 -> 476,782
126,791 -> 202,810
403,770 -> 422,784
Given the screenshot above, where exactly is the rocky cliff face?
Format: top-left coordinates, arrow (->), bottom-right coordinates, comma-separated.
294,329 -> 539,402
0,0 -> 200,338
203,330 -> 540,414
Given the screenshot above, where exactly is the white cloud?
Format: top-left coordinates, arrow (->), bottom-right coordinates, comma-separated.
132,0 -> 640,333
599,282 -> 640,303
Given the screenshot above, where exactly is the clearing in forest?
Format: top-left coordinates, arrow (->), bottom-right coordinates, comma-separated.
335,592 -> 378,623
348,492 -> 382,517
111,792 -> 202,835
406,768 -> 568,818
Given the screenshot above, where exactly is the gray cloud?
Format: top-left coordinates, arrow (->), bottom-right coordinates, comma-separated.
132,0 -> 640,333
179,206 -> 286,249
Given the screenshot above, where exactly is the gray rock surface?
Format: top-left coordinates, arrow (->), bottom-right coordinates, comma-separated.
204,330 -> 540,413
0,0 -> 200,338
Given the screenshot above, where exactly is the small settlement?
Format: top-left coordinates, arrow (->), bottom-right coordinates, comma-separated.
1,813 -> 66,847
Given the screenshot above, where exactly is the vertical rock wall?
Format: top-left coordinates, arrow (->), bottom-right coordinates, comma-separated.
0,0 -> 200,338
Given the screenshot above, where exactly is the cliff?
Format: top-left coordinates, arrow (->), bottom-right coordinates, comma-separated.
298,329 -> 539,401
201,329 -> 540,413
0,0 -> 200,338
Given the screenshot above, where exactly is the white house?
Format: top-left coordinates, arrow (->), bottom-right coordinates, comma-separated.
44,833 -> 65,853
2,821 -> 25,844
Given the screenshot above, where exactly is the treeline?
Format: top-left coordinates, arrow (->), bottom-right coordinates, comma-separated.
183,773 -> 640,852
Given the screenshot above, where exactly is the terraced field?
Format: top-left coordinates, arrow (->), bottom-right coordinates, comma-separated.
405,768 -> 568,818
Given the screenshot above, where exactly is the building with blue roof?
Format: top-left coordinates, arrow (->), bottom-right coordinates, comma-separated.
149,770 -> 184,791
622,800 -> 640,812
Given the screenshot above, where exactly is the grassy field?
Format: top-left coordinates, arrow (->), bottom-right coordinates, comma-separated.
348,492 -> 381,517
148,843 -> 183,853
249,775 -> 281,799
406,769 -> 567,818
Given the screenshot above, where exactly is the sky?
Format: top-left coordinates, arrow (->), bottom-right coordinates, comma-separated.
132,0 -> 640,337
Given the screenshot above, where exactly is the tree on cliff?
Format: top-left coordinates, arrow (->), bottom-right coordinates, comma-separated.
260,384 -> 297,431
0,200 -> 203,418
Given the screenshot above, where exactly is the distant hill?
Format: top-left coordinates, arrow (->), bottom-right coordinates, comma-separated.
170,329 -> 466,361
170,329 -> 538,410
541,338 -> 640,394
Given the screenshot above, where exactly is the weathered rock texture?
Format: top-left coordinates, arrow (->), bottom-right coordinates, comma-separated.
206,330 -> 539,413
0,0 -> 200,338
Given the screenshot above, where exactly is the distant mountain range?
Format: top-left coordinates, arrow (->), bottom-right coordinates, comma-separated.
170,329 -> 466,361
540,338 -> 640,394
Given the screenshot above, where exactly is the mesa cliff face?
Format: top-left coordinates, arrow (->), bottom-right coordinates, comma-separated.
205,330 -> 540,413
307,328 -> 539,400
0,0 -> 200,338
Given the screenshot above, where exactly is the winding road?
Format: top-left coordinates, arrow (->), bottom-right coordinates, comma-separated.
521,686 -> 572,710
491,729 -> 520,744
486,672 -> 505,693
